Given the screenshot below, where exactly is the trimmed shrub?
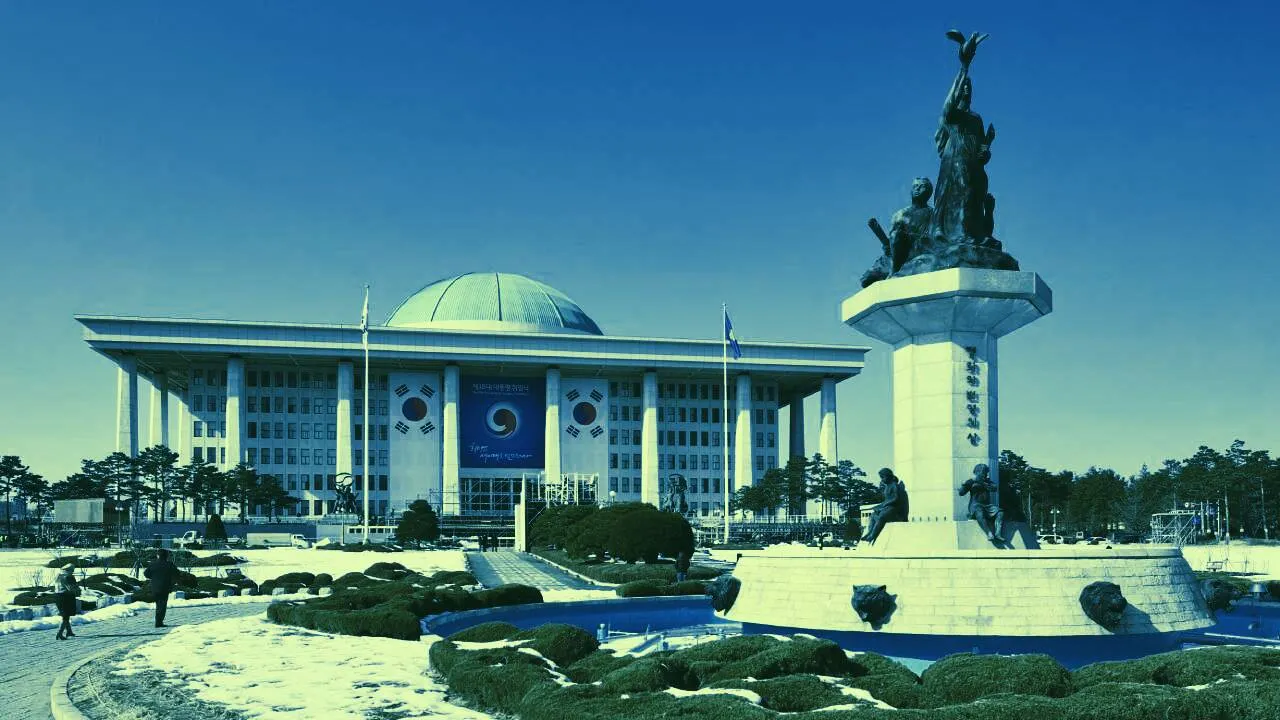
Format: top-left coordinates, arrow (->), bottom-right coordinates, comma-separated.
565,650 -> 637,684
1200,679 -> 1280,720
511,623 -> 599,667
848,651 -> 920,681
608,508 -> 694,564
313,572 -> 333,586
712,674 -> 851,712
706,637 -> 854,684
46,555 -> 101,569
473,583 -> 543,608
273,572 -> 317,586
12,590 -> 61,606
601,656 -> 699,693
419,570 -> 476,587
529,504 -> 599,549
448,660 -> 556,715
841,672 -> 940,710
922,653 -> 1072,704
616,579 -> 671,597
81,572 -> 143,596
1072,645 -> 1280,689
1060,682 -> 1231,720
364,562 -> 410,580
674,634 -> 781,663
447,621 -> 519,643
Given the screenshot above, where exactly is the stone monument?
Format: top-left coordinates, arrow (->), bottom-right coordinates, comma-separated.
724,31 -> 1213,667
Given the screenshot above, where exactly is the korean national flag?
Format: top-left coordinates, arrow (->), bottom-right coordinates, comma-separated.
725,312 -> 742,360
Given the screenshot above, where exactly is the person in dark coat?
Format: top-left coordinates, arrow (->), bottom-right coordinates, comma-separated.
54,564 -> 79,640
674,551 -> 691,582
144,548 -> 180,628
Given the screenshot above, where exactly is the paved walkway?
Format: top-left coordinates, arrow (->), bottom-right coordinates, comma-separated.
467,551 -> 602,590
0,602 -> 271,719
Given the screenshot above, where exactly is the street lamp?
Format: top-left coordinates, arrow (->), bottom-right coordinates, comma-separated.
1050,508 -> 1060,535
609,490 -> 617,506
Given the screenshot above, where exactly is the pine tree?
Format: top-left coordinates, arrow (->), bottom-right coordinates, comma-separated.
394,500 -> 439,546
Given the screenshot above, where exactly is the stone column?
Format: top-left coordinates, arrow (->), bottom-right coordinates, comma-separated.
336,361 -> 354,480
116,355 -> 138,457
225,358 -> 245,468
641,371 -> 660,506
734,373 -> 753,495
842,268 -> 1052,550
442,364 -> 460,515
149,376 -> 170,449
788,391 -> 806,461
819,378 -> 838,465
177,391 -> 191,462
545,367 -> 562,486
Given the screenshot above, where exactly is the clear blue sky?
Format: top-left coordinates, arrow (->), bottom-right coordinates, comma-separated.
1,1 -> 1277,483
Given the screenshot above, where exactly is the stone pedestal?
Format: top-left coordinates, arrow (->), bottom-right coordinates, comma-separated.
842,268 -> 1051,549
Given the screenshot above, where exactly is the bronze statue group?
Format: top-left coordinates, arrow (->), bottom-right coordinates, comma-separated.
860,463 -> 1010,548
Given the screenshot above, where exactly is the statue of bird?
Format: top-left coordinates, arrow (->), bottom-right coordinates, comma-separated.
946,29 -> 988,67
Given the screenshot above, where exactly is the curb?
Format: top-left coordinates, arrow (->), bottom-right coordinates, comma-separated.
50,644 -> 127,720
524,552 -> 619,588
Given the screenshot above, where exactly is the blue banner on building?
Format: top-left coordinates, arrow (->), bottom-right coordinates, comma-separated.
460,376 -> 545,468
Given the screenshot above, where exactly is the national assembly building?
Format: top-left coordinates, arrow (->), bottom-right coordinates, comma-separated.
77,272 -> 867,520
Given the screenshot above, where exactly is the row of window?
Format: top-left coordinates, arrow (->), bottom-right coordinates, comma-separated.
608,429 -> 776,449
243,447 -> 389,467
244,370 -> 391,391
607,476 -> 724,495
278,473 -> 390,493
612,381 -> 778,403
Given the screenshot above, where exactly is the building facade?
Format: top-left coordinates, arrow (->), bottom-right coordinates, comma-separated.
79,272 -> 867,519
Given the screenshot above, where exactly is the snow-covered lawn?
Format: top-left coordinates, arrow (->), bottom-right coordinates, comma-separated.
0,591 -> 312,636
115,615 -> 492,720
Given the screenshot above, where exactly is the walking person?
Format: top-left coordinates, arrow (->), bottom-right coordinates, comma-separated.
54,563 -> 79,640
144,548 -> 179,628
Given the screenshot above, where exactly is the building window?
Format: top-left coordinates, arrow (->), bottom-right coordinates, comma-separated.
701,455 -> 709,470
260,447 -> 269,464
301,450 -> 310,465
247,397 -> 257,413
690,432 -> 698,447
327,449 -> 336,465
193,369 -> 204,385
767,386 -> 775,402
378,450 -> 388,466
314,449 -> 324,465
658,455 -> 665,469
677,384 -> 686,399
610,453 -> 618,469
678,431 -> 686,446
712,455 -> 720,470
767,409 -> 775,424
260,396 -> 270,413
327,424 -> 336,440
701,431 -> 709,446
666,430 -> 675,445
621,406 -> 630,422
756,432 -> 763,448
354,425 -> 362,441
246,448 -> 257,464
247,371 -> 258,387
712,385 -> 720,400
379,475 -> 388,491
712,408 -> 720,424
273,371 -> 284,387
633,453 -> 641,469
621,478 -> 631,493
713,432 -> 721,446
274,397 -> 284,413
274,422 -> 284,439
621,455 -> 630,469
192,421 -> 203,438
679,456 -> 687,470
678,408 -> 687,423
621,431 -> 630,446
698,408 -> 707,423
192,447 -> 203,462
275,448 -> 285,465
378,425 -> 388,441
609,381 -> 618,396
287,372 -> 297,388
301,424 -> 310,440
288,423 -> 298,440
218,447 -> 225,464
287,397 -> 297,414
632,429 -> 641,444
609,478 -> 618,492
756,455 -> 764,471
767,432 -> 775,448
247,422 -> 257,439
755,409 -> 764,424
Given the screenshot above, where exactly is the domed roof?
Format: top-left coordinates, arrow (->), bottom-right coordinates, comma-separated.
385,272 -> 603,335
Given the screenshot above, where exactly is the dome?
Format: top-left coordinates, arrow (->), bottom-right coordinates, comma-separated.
385,272 -> 603,335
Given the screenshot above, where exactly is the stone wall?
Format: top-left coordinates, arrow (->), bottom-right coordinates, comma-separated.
727,548 -> 1213,637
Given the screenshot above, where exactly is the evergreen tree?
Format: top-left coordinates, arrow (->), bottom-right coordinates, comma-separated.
204,513 -> 228,542
394,500 -> 439,546
0,456 -> 31,535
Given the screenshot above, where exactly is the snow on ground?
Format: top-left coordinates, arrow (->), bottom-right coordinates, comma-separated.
116,615 -> 492,720
0,591 -> 313,636
538,588 -> 618,603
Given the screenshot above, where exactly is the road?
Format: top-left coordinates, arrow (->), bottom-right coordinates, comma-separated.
0,602 -> 271,719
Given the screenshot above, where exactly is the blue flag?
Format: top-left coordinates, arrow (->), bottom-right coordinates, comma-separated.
725,311 -> 742,360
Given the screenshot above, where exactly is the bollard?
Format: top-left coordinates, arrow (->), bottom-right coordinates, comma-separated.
271,587 -> 287,596
19,607 -> 33,621
173,591 -> 186,600
318,587 -> 333,596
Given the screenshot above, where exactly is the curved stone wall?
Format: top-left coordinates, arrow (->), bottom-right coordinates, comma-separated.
726,548 -> 1213,637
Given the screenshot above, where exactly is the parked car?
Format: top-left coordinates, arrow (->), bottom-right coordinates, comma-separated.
174,530 -> 202,549
1037,534 -> 1064,545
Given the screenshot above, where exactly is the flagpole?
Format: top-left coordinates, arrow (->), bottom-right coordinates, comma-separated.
361,285 -> 370,544
722,304 -> 730,546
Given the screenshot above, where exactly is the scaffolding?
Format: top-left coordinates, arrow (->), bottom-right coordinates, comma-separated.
1150,510 -> 1197,546
527,472 -> 601,507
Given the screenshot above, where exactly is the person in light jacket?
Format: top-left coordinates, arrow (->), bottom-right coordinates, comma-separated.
54,564 -> 79,640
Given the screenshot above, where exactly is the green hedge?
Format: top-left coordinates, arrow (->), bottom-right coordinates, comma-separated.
511,623 -> 599,667
447,621 -> 520,643
268,578 -> 542,640
532,548 -> 722,584
711,674 -> 852,712
704,637 -> 854,684
601,656 -> 699,693
565,650 -> 636,683
922,653 -> 1073,704
615,579 -> 710,597
1071,645 -> 1280,689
